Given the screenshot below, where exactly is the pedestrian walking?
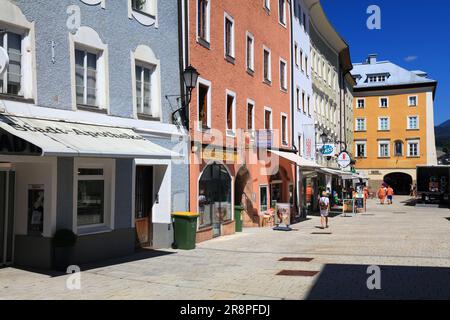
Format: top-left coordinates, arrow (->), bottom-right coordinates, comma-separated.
386,186 -> 394,204
319,191 -> 330,229
377,185 -> 386,205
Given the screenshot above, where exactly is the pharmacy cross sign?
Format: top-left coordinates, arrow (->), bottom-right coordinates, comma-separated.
337,151 -> 351,168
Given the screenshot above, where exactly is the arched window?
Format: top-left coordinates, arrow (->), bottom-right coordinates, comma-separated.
0,1 -> 36,100
69,26 -> 109,111
131,44 -> 161,119
198,164 -> 232,233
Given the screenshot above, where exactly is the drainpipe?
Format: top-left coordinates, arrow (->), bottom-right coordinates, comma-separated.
178,0 -> 191,212
288,0 -> 299,214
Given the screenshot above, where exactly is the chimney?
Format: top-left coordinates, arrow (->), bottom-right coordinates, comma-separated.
367,54 -> 378,64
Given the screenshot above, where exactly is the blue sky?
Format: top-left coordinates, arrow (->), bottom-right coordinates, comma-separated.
321,0 -> 449,126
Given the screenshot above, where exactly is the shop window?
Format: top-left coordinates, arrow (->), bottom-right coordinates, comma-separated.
198,164 -> 232,228
77,168 -> 105,227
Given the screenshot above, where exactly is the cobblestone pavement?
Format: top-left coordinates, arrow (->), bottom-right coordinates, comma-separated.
1,197 -> 449,299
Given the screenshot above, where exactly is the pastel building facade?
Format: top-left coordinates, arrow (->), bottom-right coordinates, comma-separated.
183,0 -> 296,241
351,54 -> 437,194
0,0 -> 188,269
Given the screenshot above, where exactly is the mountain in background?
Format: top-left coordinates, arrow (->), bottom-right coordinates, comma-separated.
435,119 -> 450,150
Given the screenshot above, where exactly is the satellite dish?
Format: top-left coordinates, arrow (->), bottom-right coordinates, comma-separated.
0,47 -> 9,76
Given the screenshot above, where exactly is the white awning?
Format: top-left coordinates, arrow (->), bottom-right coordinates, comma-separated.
270,150 -> 321,169
320,167 -> 354,178
0,115 -> 181,159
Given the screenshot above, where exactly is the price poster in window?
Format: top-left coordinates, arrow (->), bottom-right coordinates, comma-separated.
28,185 -> 44,236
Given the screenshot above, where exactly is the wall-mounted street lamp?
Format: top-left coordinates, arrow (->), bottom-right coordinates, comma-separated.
169,65 -> 200,127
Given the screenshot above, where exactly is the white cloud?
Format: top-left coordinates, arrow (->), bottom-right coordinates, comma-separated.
404,56 -> 418,62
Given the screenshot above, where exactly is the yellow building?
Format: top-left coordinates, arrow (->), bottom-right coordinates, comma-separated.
351,54 -> 437,194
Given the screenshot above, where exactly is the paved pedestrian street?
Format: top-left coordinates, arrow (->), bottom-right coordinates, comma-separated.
1,196 -> 449,300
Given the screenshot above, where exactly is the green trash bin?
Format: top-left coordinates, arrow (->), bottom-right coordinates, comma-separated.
234,205 -> 243,232
172,212 -> 199,250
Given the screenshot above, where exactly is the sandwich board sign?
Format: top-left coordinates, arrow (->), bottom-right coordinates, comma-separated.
337,151 -> 351,168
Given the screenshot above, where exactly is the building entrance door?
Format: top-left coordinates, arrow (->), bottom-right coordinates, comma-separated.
135,166 -> 153,248
0,171 -> 15,266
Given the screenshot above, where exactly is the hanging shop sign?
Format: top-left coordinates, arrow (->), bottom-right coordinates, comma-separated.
320,143 -> 336,157
337,151 -> 352,168
305,138 -> 313,159
0,47 -> 9,76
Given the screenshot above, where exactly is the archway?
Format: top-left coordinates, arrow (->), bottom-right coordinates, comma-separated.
383,172 -> 413,195
198,163 -> 232,237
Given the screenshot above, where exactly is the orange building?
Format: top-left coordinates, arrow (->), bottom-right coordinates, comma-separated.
351,54 -> 438,194
181,0 -> 295,241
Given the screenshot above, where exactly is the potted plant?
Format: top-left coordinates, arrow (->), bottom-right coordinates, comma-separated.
52,229 -> 77,271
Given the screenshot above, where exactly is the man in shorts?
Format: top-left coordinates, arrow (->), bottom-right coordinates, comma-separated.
386,186 -> 394,205
319,191 -> 330,229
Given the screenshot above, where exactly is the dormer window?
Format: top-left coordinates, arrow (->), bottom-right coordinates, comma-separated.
367,73 -> 390,83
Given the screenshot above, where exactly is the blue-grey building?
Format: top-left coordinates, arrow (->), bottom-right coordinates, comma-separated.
0,0 -> 188,269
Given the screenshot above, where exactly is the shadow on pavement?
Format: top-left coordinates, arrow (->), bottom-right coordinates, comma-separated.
401,198 -> 417,206
79,248 -> 175,272
306,264 -> 450,300
10,248 -> 175,277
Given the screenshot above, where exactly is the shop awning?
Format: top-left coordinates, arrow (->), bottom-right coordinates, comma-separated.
320,167 -> 355,178
270,150 -> 321,169
0,115 -> 181,159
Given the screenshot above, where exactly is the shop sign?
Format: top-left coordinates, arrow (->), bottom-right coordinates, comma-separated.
337,151 -> 351,168
305,138 -> 312,159
275,203 -> 291,227
256,130 -> 273,149
202,147 -> 237,162
7,122 -> 145,140
0,47 -> 9,76
0,129 -> 42,155
320,143 -> 336,156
